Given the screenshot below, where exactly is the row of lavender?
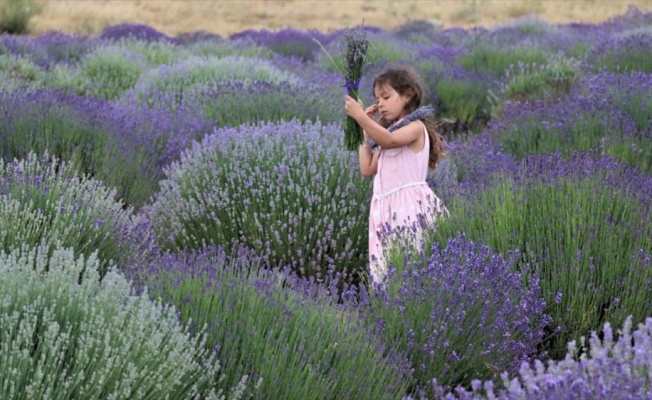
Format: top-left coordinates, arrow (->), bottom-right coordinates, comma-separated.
1,5 -> 652,399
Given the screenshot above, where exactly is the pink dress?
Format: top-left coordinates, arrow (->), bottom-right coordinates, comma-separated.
369,121 -> 448,283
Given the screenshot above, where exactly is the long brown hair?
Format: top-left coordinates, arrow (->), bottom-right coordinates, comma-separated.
373,65 -> 446,170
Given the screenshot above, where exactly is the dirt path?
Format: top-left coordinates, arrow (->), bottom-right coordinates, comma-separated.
29,0 -> 652,37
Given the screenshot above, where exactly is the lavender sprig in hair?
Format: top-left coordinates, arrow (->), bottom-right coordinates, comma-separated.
368,104 -> 435,150
314,22 -> 370,151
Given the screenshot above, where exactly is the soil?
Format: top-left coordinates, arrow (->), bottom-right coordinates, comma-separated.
28,0 -> 652,37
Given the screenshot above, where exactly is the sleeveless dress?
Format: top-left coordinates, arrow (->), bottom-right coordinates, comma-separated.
368,121 -> 448,283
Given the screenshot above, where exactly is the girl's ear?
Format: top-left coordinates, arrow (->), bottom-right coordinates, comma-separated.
404,88 -> 415,103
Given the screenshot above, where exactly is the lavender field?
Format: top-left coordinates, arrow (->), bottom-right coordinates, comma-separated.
1,5 -> 652,399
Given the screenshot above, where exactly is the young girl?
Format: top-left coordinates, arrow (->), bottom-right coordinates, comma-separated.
344,65 -> 448,284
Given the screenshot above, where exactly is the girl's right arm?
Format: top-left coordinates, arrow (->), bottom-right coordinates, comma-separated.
358,135 -> 379,176
358,103 -> 380,177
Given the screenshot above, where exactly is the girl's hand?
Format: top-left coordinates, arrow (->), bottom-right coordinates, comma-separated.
344,95 -> 365,120
365,103 -> 379,120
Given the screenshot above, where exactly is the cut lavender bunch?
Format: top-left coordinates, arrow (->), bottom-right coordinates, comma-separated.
314,22 -> 370,151
342,23 -> 370,150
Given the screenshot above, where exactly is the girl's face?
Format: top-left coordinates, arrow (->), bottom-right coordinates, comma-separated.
373,83 -> 411,122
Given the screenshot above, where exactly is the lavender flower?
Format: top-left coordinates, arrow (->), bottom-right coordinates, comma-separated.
433,316 -> 652,399
315,23 -> 370,150
144,120 -> 372,281
230,27 -> 331,62
370,234 -> 550,396
99,23 -> 175,43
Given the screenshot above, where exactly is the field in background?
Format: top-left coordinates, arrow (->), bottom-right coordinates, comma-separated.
30,0 -> 652,36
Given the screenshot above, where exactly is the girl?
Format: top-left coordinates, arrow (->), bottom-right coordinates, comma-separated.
344,65 -> 448,284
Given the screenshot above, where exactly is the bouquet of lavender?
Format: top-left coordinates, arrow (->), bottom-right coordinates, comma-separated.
315,22 -> 370,151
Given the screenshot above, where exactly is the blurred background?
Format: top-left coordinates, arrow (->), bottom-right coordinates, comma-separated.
3,0 -> 652,36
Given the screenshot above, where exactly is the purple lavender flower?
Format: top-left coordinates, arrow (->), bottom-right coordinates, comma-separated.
370,234 -> 550,395
144,120 -> 373,282
99,23 -> 175,43
434,316 -> 652,399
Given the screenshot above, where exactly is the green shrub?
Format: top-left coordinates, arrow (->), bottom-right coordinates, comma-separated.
0,0 -> 41,34
77,44 -> 150,100
0,244 -> 235,400
433,74 -> 495,134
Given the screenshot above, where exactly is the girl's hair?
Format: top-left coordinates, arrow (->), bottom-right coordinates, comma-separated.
373,65 -> 446,170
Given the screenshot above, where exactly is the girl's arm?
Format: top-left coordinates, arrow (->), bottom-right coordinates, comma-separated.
344,95 -> 422,149
358,103 -> 380,176
358,132 -> 379,176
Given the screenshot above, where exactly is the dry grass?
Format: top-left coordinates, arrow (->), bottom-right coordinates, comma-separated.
26,0 -> 652,37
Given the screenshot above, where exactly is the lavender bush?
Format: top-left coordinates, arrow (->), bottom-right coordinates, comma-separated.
497,55 -> 581,104
73,44 -> 150,100
0,87 -> 210,207
230,27 -> 330,62
0,152 -> 155,277
456,40 -> 550,77
488,71 -> 652,174
0,244 -> 231,400
135,246 -> 411,399
144,120 -> 371,281
0,53 -> 42,84
118,38 -> 186,65
185,38 -> 276,60
373,235 -> 549,395
192,79 -> 340,127
393,19 -> 442,45
99,22 -> 175,43
432,316 -> 652,399
125,54 -> 301,109
585,31 -> 652,73
427,65 -> 495,134
435,150 -> 652,358
28,30 -> 92,68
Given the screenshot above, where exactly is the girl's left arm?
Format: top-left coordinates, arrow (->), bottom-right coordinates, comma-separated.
344,95 -> 421,149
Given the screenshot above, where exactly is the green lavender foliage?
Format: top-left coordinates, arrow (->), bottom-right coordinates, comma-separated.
0,0 -> 41,34
0,245 -> 232,400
